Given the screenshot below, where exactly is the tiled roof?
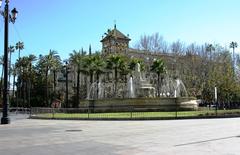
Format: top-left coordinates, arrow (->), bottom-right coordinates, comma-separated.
101,26 -> 131,42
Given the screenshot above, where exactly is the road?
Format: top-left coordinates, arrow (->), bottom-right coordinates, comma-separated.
0,114 -> 240,155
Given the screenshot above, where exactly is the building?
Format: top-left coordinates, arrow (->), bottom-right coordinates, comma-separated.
101,24 -> 130,56
56,25 -> 184,103
101,25 -> 178,73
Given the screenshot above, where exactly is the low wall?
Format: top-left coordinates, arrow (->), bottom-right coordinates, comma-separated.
79,97 -> 198,112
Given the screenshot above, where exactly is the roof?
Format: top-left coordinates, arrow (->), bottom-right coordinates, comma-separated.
101,25 -> 131,42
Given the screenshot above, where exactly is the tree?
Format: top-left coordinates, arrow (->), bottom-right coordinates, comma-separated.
206,44 -> 215,59
69,50 -> 84,107
201,44 -> 216,95
15,41 -> 24,59
171,40 -> 185,55
92,54 -> 106,99
230,41 -> 238,74
8,46 -> 15,90
11,64 -> 17,98
135,33 -> 168,53
83,55 -> 95,84
208,51 -> 236,103
51,54 -> 62,93
151,58 -> 166,97
38,50 -> 60,106
0,56 -> 3,100
106,54 -> 127,97
119,60 -> 131,98
128,58 -> 144,72
15,55 -> 37,107
26,55 -> 37,107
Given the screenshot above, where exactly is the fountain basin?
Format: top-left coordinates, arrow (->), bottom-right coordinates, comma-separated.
79,97 -> 198,113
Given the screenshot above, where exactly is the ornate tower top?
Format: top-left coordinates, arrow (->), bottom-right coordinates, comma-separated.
101,25 -> 131,56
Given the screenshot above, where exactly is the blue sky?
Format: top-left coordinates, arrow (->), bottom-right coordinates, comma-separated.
1,0 -> 240,62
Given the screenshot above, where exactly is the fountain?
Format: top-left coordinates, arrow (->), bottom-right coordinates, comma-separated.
133,63 -> 156,98
87,82 -> 105,99
127,76 -> 135,98
159,76 -> 188,97
85,63 -> 198,112
87,63 -> 156,99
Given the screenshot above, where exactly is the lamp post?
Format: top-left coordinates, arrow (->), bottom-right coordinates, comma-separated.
214,87 -> 218,116
1,0 -> 18,124
64,61 -> 69,108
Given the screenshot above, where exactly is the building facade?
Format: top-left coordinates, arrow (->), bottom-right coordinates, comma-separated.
56,25 -> 184,104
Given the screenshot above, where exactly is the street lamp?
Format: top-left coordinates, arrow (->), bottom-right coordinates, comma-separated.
64,61 -> 70,108
10,7 -> 18,22
1,0 -> 18,124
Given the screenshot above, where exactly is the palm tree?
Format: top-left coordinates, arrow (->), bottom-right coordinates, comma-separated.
119,60 -> 131,98
92,54 -> 105,82
83,55 -> 95,84
206,44 -> 215,59
8,46 -> 15,89
76,53 -> 106,99
230,41 -> 238,74
15,55 -> 37,107
106,54 -> 126,97
204,44 -> 215,87
45,50 -> 60,106
38,50 -> 60,106
11,64 -> 17,98
0,56 -> 3,98
15,59 -> 24,108
76,54 -> 96,99
51,54 -> 61,93
92,54 -> 106,99
69,50 -> 84,107
26,55 -> 37,107
15,41 -> 24,59
151,58 -> 166,97
128,58 -> 144,72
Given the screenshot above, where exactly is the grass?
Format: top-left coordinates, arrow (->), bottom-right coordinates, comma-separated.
32,109 -> 240,119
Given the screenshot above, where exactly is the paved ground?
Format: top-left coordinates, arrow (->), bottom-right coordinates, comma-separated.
0,113 -> 240,155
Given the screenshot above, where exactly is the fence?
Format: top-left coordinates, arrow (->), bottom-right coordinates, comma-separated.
29,105 -> 240,120
0,107 -> 30,114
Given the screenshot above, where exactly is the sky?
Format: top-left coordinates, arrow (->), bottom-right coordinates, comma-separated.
1,0 -> 240,62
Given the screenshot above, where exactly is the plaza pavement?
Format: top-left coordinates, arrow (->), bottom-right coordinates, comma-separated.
0,113 -> 240,155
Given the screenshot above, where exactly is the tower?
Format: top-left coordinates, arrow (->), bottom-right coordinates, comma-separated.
101,24 -> 131,56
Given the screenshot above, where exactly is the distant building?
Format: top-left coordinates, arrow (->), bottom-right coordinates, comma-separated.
56,25 -> 183,102
101,24 -> 130,56
101,24 -> 178,71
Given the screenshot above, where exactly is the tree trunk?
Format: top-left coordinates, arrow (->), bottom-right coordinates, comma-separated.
65,69 -> 69,108
233,47 -> 235,74
76,70 -> 80,108
28,64 -> 31,108
115,68 -> 118,97
90,72 -> 93,84
53,70 -> 56,93
123,74 -> 127,99
28,79 -> 31,108
45,67 -> 49,107
23,81 -> 26,108
12,74 -> 15,98
18,49 -> 21,59
0,64 -> 3,98
8,52 -> 12,91
157,73 -> 160,97
96,73 -> 99,99
16,85 -> 19,111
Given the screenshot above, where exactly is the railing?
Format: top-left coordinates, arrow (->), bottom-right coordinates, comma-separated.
0,107 -> 30,114
29,105 -> 240,120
